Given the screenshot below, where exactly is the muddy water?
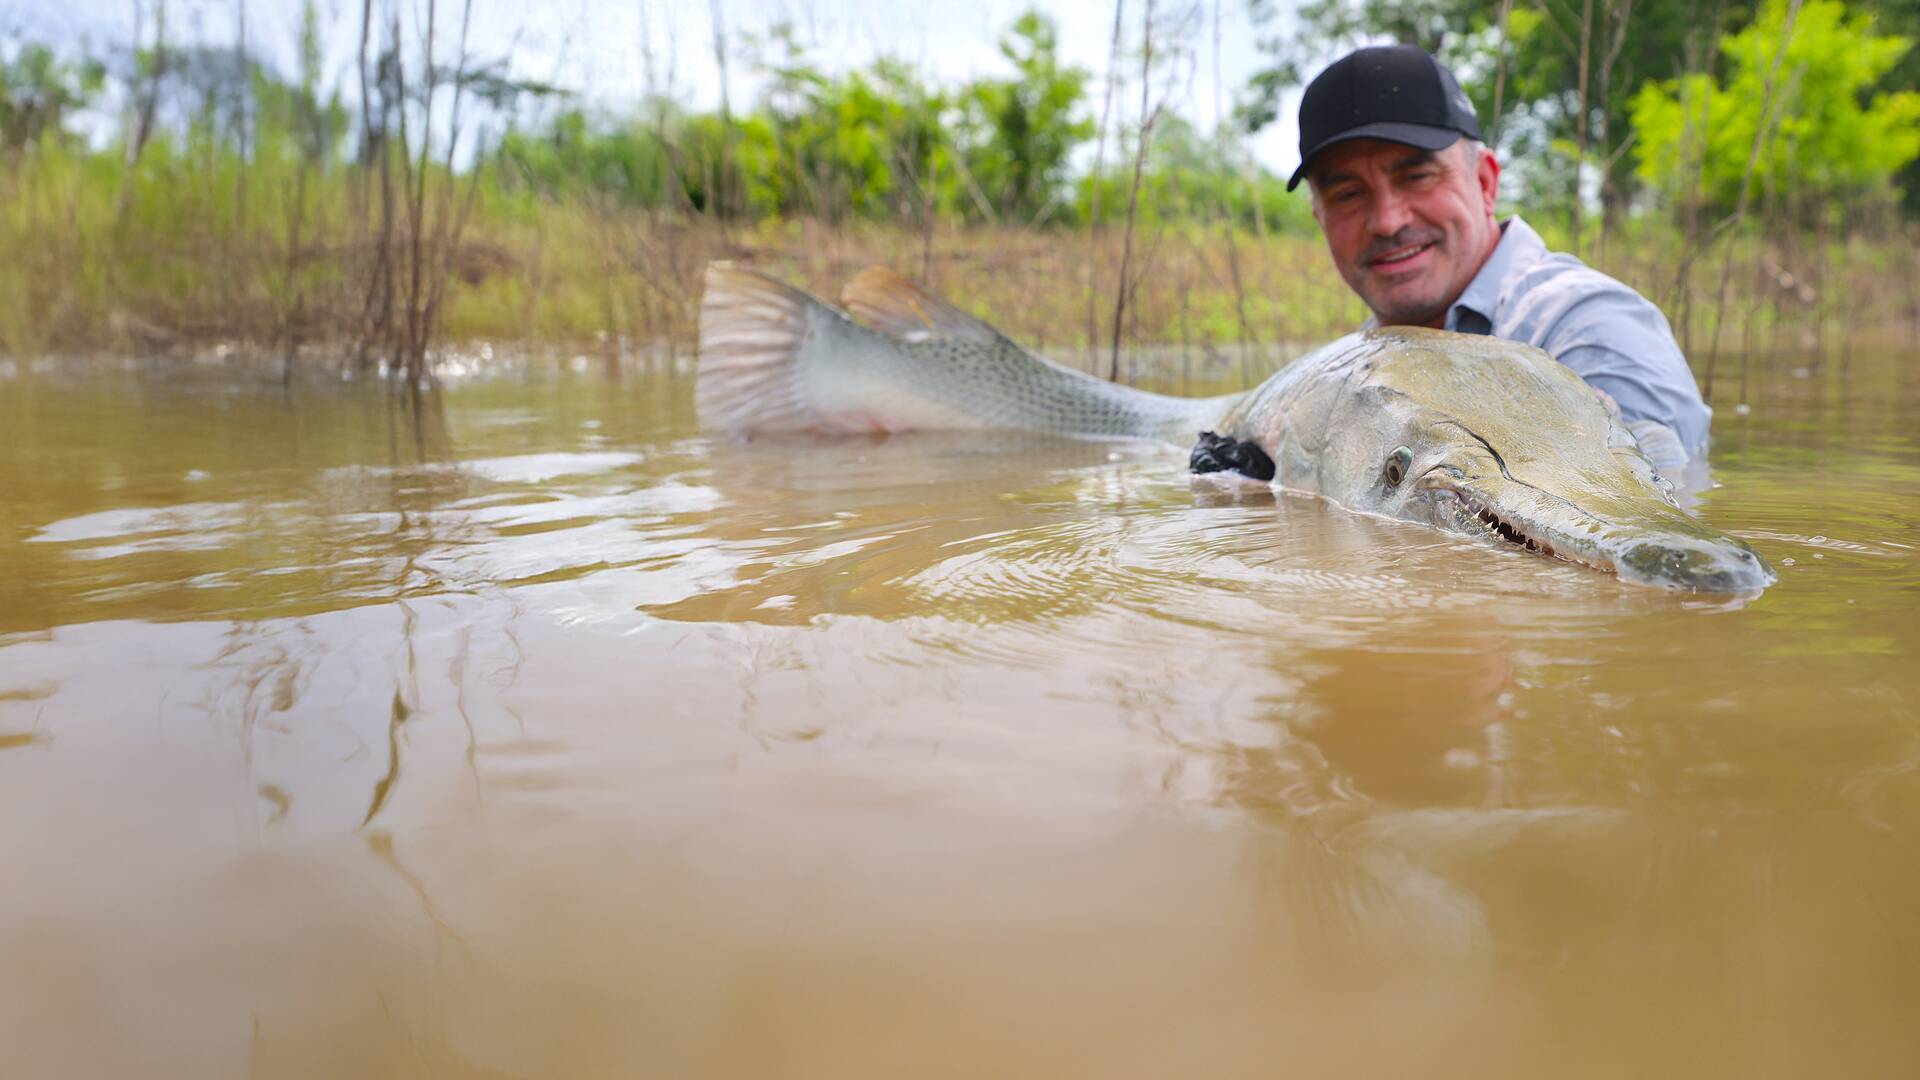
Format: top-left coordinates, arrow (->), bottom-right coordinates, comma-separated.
2,349 -> 1917,1078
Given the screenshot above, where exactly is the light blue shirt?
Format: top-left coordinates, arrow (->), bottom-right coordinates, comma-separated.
1435,216 -> 1710,464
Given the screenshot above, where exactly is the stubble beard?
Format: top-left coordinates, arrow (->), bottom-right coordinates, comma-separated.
1357,265 -> 1451,328
1350,226 -> 1453,327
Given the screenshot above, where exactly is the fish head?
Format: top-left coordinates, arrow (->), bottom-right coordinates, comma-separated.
1313,330 -> 1774,593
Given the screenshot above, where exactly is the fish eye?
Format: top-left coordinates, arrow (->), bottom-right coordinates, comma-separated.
1383,446 -> 1413,487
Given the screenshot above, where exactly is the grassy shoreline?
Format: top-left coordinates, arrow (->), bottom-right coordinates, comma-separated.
5,145 -> 1918,378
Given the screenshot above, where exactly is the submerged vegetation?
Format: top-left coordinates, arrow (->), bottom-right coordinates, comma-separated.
3,0 -> 1920,394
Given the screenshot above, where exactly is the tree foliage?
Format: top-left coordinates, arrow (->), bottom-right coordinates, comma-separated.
958,12 -> 1094,221
738,35 -> 954,221
490,7 -> 1295,231
0,43 -> 105,152
1077,115 -> 1311,232
1630,0 -> 1920,214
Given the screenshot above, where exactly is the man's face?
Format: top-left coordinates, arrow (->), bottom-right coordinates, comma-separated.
1309,138 -> 1501,328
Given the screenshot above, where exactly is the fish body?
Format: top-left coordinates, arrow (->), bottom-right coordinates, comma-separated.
698,266 -> 1235,442
698,265 -> 1774,592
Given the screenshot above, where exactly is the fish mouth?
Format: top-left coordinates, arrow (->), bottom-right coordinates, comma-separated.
1419,472 -> 1775,592
1426,479 -> 1588,566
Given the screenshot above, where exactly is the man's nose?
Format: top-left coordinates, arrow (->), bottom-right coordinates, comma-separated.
1366,187 -> 1415,235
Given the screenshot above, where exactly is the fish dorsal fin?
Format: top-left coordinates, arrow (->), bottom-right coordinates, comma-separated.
841,267 -> 1003,345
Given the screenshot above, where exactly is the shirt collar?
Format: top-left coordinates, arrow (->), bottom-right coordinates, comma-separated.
1446,216 -> 1543,333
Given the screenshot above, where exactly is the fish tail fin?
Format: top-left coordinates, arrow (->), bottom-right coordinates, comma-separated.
696,264 -> 823,435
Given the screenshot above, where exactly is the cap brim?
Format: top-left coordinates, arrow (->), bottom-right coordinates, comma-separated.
1286,124 -> 1465,191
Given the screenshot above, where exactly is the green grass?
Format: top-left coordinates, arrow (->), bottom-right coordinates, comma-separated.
3,141 -> 1915,372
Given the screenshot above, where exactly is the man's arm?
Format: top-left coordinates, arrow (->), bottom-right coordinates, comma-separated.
1556,342 -> 1710,467
1534,283 -> 1712,464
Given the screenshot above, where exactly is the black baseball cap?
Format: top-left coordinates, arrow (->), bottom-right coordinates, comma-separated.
1287,45 -> 1482,191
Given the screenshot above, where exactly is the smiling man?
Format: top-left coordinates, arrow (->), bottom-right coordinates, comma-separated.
1290,46 -> 1710,468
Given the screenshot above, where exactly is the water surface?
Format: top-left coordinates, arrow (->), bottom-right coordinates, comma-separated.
2,348 -> 1917,1077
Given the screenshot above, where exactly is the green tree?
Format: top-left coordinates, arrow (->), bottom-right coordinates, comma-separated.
1853,0 -> 1920,211
959,10 -> 1093,222
1075,115 -> 1309,232
740,26 -> 955,221
1630,0 -> 1920,215
0,43 -> 105,152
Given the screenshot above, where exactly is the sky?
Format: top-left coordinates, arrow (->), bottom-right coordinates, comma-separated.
6,0 -> 1322,175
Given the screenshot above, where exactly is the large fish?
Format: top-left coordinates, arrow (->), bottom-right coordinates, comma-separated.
698,265 -> 1774,592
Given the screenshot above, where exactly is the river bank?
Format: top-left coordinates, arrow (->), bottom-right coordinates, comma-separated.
6,146 -> 1918,374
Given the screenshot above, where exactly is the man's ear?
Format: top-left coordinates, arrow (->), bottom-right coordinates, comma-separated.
1475,146 -> 1501,218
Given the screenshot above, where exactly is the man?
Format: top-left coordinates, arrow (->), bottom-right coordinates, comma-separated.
1289,45 -> 1709,469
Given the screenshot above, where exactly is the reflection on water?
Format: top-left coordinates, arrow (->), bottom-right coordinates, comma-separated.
2,352 -> 1918,1077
